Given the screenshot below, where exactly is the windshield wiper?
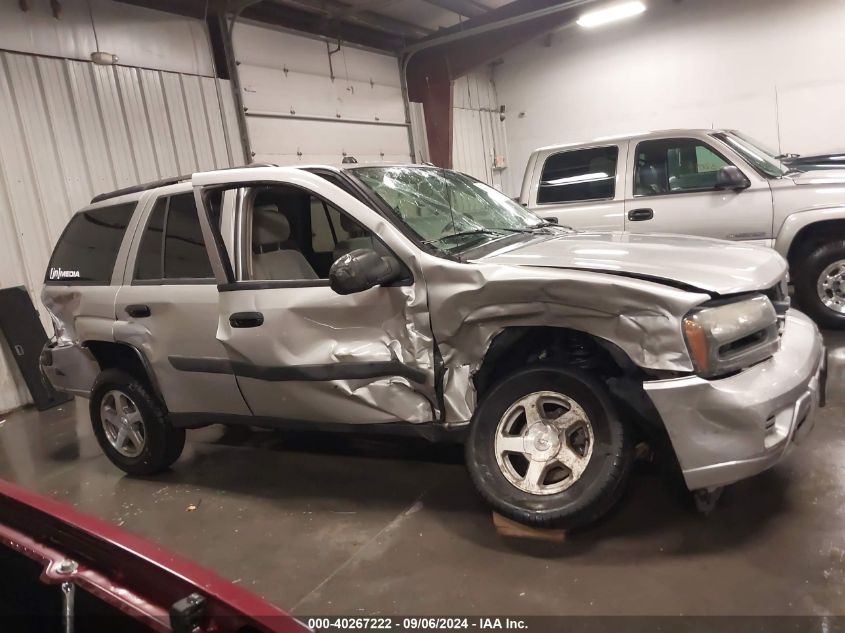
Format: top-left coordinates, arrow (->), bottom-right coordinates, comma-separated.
423,229 -> 501,245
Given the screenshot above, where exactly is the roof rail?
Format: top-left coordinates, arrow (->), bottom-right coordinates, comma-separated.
90,174 -> 191,204
89,163 -> 281,204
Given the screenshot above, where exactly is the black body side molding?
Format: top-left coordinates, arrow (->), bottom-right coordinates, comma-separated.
168,356 -> 427,384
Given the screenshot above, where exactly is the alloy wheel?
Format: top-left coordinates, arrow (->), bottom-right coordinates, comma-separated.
100,389 -> 146,458
494,390 -> 594,495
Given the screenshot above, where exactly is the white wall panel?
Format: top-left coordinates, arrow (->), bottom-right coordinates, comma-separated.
234,23 -> 412,165
452,71 -> 508,190
494,0 -> 845,196
0,51 -> 242,414
0,0 -> 213,77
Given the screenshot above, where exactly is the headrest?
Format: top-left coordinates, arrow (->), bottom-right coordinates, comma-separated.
340,213 -> 364,237
252,204 -> 290,246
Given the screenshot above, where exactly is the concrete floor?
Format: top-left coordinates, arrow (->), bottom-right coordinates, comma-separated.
1,331 -> 844,618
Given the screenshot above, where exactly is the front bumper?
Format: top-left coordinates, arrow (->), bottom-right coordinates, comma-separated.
644,309 -> 825,491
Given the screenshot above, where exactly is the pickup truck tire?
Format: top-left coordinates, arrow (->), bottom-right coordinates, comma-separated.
466,364 -> 633,530
794,241 -> 845,329
90,369 -> 186,476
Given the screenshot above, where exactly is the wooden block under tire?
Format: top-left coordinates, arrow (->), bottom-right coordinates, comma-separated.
492,512 -> 567,542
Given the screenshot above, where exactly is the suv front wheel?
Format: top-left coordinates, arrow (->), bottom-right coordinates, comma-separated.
794,241 -> 845,329
90,369 -> 185,475
465,365 -> 633,530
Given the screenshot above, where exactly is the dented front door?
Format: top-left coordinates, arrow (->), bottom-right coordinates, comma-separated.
217,284 -> 435,423
194,167 -> 437,425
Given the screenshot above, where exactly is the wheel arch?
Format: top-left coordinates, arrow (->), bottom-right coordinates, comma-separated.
83,340 -> 167,410
777,209 -> 845,264
472,325 -> 671,446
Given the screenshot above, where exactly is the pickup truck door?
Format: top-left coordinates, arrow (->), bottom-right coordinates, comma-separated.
623,135 -> 774,244
191,167 -> 437,425
526,142 -> 627,231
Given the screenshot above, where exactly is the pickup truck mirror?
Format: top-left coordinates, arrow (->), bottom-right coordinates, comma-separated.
715,165 -> 751,191
329,249 -> 401,295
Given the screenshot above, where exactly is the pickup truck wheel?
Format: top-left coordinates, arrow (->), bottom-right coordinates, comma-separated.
465,365 -> 633,530
794,241 -> 845,329
90,369 -> 185,476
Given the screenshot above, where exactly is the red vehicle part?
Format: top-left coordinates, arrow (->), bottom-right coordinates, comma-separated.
0,479 -> 309,633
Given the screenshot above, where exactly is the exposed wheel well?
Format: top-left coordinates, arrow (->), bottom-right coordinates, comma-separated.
787,219 -> 845,266
473,326 -> 670,448
83,341 -> 165,409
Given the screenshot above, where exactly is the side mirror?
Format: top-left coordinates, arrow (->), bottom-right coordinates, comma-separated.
715,165 -> 751,191
329,249 -> 401,295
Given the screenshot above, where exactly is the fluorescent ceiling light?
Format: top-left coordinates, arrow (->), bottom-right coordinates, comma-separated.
577,1 -> 646,28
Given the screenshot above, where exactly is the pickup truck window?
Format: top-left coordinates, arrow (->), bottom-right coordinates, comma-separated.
714,132 -> 789,178
635,138 -> 731,196
45,202 -> 135,284
538,146 -> 618,204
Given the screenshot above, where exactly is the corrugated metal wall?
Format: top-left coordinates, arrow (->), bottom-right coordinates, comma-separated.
452,70 -> 509,191
0,50 -> 243,414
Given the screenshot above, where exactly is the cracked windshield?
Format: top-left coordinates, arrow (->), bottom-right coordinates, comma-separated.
353,166 -> 549,253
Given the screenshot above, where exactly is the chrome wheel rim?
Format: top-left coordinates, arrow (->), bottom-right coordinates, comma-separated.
100,390 -> 146,458
494,391 -> 594,496
817,259 -> 845,314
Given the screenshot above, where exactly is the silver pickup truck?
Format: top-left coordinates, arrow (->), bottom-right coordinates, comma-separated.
41,164 -> 825,529
520,129 -> 845,328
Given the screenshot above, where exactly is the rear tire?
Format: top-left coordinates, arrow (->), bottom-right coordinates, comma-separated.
90,369 -> 185,475
794,241 -> 845,329
465,364 -> 634,530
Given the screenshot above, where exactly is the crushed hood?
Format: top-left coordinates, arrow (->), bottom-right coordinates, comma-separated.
474,231 -> 788,295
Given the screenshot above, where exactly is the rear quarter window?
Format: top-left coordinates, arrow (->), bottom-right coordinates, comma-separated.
45,202 -> 136,284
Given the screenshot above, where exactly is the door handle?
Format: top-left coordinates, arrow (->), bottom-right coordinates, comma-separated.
627,208 -> 654,221
126,304 -> 151,318
229,311 -> 264,328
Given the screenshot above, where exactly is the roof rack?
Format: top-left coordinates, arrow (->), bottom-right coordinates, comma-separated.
89,163 -> 281,204
90,174 -> 191,204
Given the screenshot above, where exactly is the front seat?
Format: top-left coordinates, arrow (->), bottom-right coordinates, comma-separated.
252,205 -> 318,280
332,213 -> 382,261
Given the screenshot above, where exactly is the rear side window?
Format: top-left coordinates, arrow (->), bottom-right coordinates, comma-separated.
46,203 -> 135,284
133,193 -> 213,282
538,146 -> 618,204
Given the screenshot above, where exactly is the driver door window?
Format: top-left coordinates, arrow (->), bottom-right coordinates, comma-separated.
245,185 -> 376,281
635,138 -> 731,196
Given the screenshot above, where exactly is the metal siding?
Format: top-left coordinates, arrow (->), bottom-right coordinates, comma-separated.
0,50 -> 242,413
452,70 -> 509,189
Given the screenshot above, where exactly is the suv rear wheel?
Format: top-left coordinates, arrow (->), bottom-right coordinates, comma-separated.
465,364 -> 633,530
794,241 -> 845,329
90,369 -> 185,475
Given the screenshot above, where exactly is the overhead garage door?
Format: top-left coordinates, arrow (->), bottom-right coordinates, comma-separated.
233,23 -> 413,165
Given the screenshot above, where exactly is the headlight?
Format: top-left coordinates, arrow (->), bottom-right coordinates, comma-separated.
682,294 -> 780,377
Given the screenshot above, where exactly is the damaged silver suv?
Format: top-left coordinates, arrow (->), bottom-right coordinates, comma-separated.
41,164 -> 826,529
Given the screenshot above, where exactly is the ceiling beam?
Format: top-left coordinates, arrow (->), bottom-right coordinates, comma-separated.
241,1 -> 406,51
268,0 -> 432,40
332,0 -> 397,18
421,0 -> 487,19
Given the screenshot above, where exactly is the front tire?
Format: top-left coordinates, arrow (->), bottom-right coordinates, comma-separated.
90,369 -> 185,475
794,241 -> 845,329
465,365 -> 633,530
